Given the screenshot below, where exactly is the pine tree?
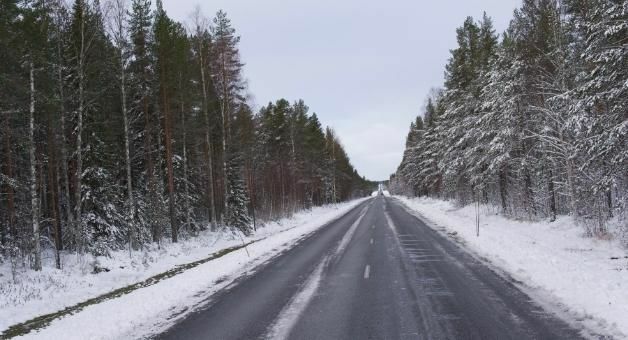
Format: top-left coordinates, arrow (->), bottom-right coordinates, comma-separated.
0,0 -> 371,271
392,1 -> 626,237
21,1 -> 45,270
50,0 -> 73,264
0,0 -> 22,252
108,0 -> 137,252
303,113 -> 328,205
211,10 -> 245,220
128,0 -> 157,244
475,33 -> 522,215
191,9 -> 218,230
67,0 -> 90,251
153,0 -> 179,242
570,0 -> 627,226
288,100 -> 309,210
210,10 -> 254,227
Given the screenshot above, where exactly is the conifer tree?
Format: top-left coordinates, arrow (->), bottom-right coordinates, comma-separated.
154,0 -> 179,242
392,2 -> 626,237
0,0 -> 371,270
225,153 -> 252,235
191,9 -> 218,230
128,0 -> 157,244
210,10 -> 251,225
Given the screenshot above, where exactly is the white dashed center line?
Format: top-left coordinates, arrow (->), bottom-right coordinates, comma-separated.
364,265 -> 371,279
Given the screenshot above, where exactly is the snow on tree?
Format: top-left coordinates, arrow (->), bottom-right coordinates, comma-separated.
391,1 -> 627,240
0,1 -> 372,272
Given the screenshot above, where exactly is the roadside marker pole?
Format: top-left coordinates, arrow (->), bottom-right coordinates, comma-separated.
476,191 -> 480,237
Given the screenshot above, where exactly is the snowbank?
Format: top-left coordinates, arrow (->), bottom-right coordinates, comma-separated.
0,198 -> 369,338
371,190 -> 390,197
395,195 -> 628,339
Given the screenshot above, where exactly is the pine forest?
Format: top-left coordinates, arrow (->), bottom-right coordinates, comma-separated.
0,0 -> 372,271
391,0 -> 626,239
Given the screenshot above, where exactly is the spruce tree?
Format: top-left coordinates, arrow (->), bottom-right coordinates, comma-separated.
211,10 -> 245,220
0,0 -> 372,270
225,152 -> 253,235
128,0 -> 156,244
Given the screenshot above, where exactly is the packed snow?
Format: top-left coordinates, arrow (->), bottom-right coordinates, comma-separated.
395,195 -> 628,339
0,198 -> 369,339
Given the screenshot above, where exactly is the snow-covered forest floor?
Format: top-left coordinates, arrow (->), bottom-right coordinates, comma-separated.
0,198 -> 368,338
396,195 -> 628,339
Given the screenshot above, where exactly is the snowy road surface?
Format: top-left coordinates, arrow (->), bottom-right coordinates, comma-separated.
158,196 -> 584,340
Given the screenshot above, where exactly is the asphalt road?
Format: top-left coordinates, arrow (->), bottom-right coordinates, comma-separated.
157,196 -> 584,340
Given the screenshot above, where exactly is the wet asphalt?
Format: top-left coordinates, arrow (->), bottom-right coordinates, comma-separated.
157,196 -> 584,340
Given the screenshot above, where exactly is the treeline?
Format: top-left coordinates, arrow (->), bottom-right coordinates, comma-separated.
0,0 -> 371,270
391,0 -> 626,236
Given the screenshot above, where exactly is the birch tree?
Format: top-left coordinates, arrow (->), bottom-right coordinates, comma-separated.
28,60 -> 42,270
107,0 -> 136,252
0,1 -> 373,270
191,8 -> 217,230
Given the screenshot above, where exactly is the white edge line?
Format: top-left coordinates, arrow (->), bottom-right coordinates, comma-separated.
334,206 -> 368,257
265,258 -> 328,340
266,203 -> 370,339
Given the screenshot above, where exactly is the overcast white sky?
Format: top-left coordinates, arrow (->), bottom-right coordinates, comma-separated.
163,0 -> 521,181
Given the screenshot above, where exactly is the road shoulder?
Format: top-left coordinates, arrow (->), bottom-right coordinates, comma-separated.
392,195 -> 626,339
2,198 -> 370,340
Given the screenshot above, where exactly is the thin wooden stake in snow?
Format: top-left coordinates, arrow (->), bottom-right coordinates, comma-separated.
476,192 -> 480,237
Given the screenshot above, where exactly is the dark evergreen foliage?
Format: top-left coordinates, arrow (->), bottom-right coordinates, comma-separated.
0,1 -> 371,270
391,1 -> 627,239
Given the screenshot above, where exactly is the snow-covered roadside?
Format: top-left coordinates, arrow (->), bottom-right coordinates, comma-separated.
395,195 -> 628,339
1,197 -> 369,339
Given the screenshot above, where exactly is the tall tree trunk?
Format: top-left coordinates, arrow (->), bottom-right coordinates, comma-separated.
75,20 -> 85,253
220,58 -> 229,218
523,167 -> 535,219
120,49 -> 136,253
547,168 -> 557,222
566,157 -> 578,218
48,159 -> 62,269
144,95 -> 157,242
250,162 -> 257,230
2,109 -> 16,245
29,61 -> 42,271
516,101 -> 535,219
57,22 -> 74,250
198,40 -> 216,230
48,103 -> 62,269
499,168 -> 508,215
279,163 -> 284,214
331,142 -> 337,204
520,135 -> 535,219
606,188 -> 613,218
289,125 -> 298,213
180,93 -> 191,232
163,92 -> 177,242
110,0 -> 137,252
155,104 -> 165,244
557,122 -> 579,219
